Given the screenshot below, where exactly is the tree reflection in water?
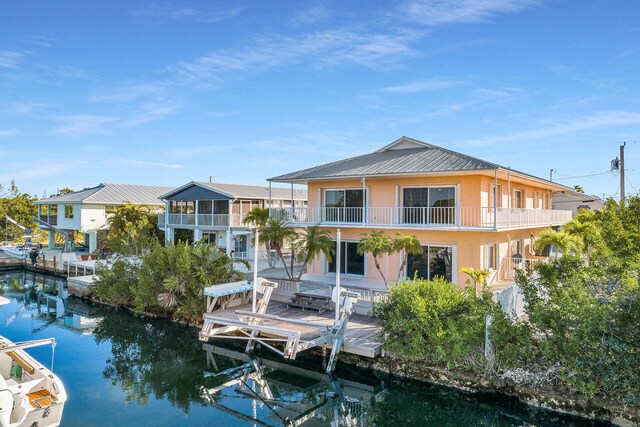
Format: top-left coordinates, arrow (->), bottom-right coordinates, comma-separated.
93,311 -> 207,412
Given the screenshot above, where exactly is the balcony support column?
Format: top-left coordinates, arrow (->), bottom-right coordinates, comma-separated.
164,200 -> 169,232
394,185 -> 399,224
290,183 -> 294,219
195,200 -> 199,226
507,172 -> 511,227
165,227 -> 174,244
48,230 -> 56,249
493,170 -> 498,231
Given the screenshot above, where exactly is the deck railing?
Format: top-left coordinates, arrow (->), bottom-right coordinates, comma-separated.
160,213 -> 251,228
269,206 -> 572,230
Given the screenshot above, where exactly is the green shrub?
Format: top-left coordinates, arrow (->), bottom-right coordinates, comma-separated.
374,277 -> 495,371
506,257 -> 640,398
94,260 -> 139,306
94,241 -> 245,322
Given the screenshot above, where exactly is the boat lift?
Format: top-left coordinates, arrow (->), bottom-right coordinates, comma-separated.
32,216 -> 73,253
199,229 -> 358,374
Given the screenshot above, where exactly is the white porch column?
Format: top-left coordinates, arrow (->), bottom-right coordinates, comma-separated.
394,185 -> 399,224
195,200 -> 199,226
165,227 -> 174,244
89,232 -> 98,253
194,228 -> 203,242
493,170 -> 498,231
48,230 -> 56,248
225,229 -> 232,255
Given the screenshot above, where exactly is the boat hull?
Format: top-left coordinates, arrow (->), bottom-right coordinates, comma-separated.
19,401 -> 64,427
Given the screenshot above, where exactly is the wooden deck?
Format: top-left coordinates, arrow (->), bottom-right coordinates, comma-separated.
209,302 -> 383,358
26,389 -> 57,408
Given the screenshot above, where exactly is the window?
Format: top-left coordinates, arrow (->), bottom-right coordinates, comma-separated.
491,184 -> 503,208
513,239 -> 523,256
543,193 -> 549,209
514,190 -> 524,209
64,205 -> 74,219
328,241 -> 365,276
534,192 -> 540,209
486,244 -> 497,269
402,186 -> 456,224
406,245 -> 453,282
324,189 -> 365,222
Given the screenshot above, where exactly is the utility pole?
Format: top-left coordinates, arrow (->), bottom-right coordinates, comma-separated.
549,169 -> 555,181
620,142 -> 626,203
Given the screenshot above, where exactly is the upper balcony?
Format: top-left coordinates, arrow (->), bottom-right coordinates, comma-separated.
269,206 -> 572,231
159,213 -> 249,229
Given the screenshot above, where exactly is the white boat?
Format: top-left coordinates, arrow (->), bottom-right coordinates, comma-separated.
0,297 -> 66,426
0,245 -> 36,261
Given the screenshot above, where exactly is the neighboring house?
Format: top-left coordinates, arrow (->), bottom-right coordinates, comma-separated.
35,183 -> 173,253
552,189 -> 604,217
268,136 -> 574,290
158,182 -> 307,259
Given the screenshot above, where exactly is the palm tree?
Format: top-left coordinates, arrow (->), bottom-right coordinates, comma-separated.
242,207 -> 270,229
357,231 -> 392,288
295,225 -> 334,280
393,233 -> 423,282
242,207 -> 273,266
259,218 -> 298,279
562,211 -> 600,264
535,228 -> 582,259
460,267 -> 490,296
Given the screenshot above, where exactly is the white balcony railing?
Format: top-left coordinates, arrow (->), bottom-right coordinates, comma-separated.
160,213 -> 252,228
269,206 -> 573,230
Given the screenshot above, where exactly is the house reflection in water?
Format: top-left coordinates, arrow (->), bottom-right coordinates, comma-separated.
201,343 -> 384,426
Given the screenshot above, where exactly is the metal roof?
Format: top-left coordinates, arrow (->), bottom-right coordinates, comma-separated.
269,137 -> 499,182
160,181 -> 307,201
36,183 -> 173,205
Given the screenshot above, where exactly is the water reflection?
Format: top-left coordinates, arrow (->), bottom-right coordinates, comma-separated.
0,270 -> 608,426
200,343 -> 383,426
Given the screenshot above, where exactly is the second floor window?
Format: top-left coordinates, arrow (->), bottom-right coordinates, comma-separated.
402,186 -> 456,224
514,189 -> 524,209
324,189 -> 365,222
65,205 -> 74,219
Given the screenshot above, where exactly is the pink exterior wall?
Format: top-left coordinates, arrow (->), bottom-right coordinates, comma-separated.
303,172 -> 559,289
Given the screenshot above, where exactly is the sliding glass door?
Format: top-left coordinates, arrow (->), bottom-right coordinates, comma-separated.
328,241 -> 365,276
402,187 -> 456,224
324,189 -> 365,222
406,245 -> 453,282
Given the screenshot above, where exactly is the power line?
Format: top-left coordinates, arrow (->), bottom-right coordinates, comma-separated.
554,171 -> 614,180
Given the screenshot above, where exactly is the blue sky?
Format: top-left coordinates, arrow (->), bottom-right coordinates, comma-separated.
1,0 -> 639,199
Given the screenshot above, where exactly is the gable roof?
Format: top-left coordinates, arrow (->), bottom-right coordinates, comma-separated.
269,136 -> 499,182
160,181 -> 307,201
36,183 -> 174,205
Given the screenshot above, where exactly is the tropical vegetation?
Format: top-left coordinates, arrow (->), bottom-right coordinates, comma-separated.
0,180 -> 38,241
105,202 -> 162,256
376,197 -> 640,404
95,241 -> 246,322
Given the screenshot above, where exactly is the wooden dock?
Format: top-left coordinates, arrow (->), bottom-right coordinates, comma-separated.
207,301 -> 383,358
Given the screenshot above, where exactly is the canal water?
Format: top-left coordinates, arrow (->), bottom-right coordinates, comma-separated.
0,270 -> 607,427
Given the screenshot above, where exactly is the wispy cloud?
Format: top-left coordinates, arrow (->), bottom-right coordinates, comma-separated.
399,0 -> 539,26
122,102 -> 180,127
112,159 -> 184,170
42,64 -> 96,80
168,29 -> 419,83
0,130 -> 19,138
206,111 -> 241,118
16,36 -> 56,47
381,78 -> 462,93
291,6 -> 333,26
134,4 -> 241,23
462,110 -> 640,146
0,51 -> 27,69
89,84 -> 167,103
50,101 -> 180,136
2,101 -> 49,115
50,115 -> 118,136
